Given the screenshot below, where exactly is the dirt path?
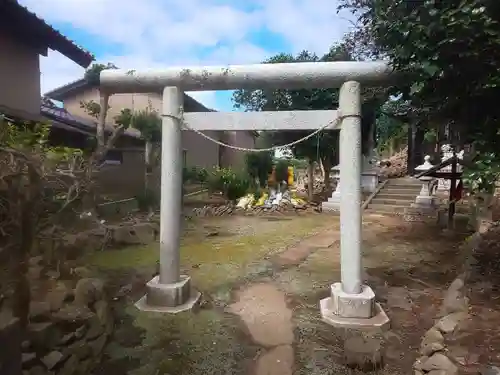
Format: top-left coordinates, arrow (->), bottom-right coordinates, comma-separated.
90,213 -> 470,375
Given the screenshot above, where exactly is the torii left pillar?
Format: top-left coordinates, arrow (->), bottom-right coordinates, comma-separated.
135,86 -> 201,312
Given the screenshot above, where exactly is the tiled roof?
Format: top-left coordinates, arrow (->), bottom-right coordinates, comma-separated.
41,104 -> 141,139
44,78 -> 88,101
44,78 -> 215,113
1,1 -> 94,68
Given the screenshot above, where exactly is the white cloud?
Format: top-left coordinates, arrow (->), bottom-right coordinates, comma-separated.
21,0 -> 353,109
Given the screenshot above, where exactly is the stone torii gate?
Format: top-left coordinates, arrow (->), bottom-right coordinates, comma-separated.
100,61 -> 393,329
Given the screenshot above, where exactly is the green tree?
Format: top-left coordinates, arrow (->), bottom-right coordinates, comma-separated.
79,62 -> 133,211
232,45 -> 387,199
80,62 -> 120,162
132,105 -> 162,212
339,0 -> 500,190
245,152 -> 273,188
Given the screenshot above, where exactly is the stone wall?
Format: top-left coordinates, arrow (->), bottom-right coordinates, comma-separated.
413,221 -> 494,375
0,257 -> 114,375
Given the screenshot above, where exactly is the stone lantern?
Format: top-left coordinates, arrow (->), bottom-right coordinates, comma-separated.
322,164 -> 341,210
412,155 -> 437,209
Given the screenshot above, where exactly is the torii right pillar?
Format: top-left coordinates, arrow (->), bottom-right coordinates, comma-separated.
319,81 -> 390,330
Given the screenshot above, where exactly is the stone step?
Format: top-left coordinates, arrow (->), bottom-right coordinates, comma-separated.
375,193 -> 418,201
382,188 -> 420,196
363,209 -> 401,217
370,198 -> 415,206
387,178 -> 421,186
366,204 -> 409,213
385,184 -> 422,190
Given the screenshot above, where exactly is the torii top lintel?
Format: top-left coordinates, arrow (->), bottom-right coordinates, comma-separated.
99,61 -> 394,94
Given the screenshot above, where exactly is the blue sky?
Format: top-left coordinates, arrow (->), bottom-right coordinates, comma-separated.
20,0 -> 353,111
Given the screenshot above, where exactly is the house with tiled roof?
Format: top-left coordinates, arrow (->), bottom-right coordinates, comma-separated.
0,0 -> 93,119
44,77 -> 258,173
0,0 -> 257,200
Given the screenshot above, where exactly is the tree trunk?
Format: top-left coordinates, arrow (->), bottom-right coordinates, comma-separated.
144,141 -> 154,213
12,167 -> 39,328
321,156 -> 332,190
144,141 -> 153,191
307,159 -> 314,201
319,158 -> 325,181
82,93 -> 110,213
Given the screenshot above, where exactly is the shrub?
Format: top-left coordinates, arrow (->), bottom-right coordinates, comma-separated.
135,189 -> 159,212
207,167 -> 250,201
182,166 -> 208,184
275,159 -> 290,185
245,152 -> 273,188
195,167 -> 209,184
288,158 -> 308,169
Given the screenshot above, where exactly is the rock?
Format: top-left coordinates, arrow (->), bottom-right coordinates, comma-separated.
427,371 -> 448,375
88,334 -> 107,356
41,351 -> 65,370
21,340 -> 30,350
440,278 -> 469,316
77,358 -> 95,375
344,336 -> 384,371
46,282 -> 73,311
78,358 -> 93,375
441,288 -> 469,315
51,304 -> 95,330
46,270 -> 60,280
421,353 -> 458,374
58,354 -> 78,375
448,278 -> 464,293
59,332 -> 76,345
28,322 -> 61,349
29,301 -> 51,322
434,312 -> 469,334
414,356 -> 429,371
27,266 -> 43,280
71,267 -> 92,279
420,327 -> 444,356
67,339 -> 91,359
481,366 -> 500,375
112,223 -> 157,245
421,341 -> 445,357
94,300 -> 113,335
74,325 -> 87,339
29,256 -> 44,266
74,278 -> 105,307
21,352 -> 37,368
26,366 -> 46,375
115,284 -> 132,299
85,316 -> 105,340
423,327 -> 444,344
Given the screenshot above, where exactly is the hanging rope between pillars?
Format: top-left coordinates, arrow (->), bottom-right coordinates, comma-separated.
160,111 -> 361,153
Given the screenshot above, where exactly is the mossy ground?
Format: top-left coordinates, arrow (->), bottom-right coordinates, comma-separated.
87,214 -> 335,291
87,214 -> 470,375
89,213 -> 338,375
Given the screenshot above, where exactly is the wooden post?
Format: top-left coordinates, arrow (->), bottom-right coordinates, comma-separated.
407,122 -> 414,174
448,153 -> 457,229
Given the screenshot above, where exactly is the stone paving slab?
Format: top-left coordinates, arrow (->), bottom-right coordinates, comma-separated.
228,283 -> 293,348
272,230 -> 340,267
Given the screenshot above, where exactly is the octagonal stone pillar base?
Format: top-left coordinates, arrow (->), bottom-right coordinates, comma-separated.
135,275 -> 201,313
320,283 -> 390,330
